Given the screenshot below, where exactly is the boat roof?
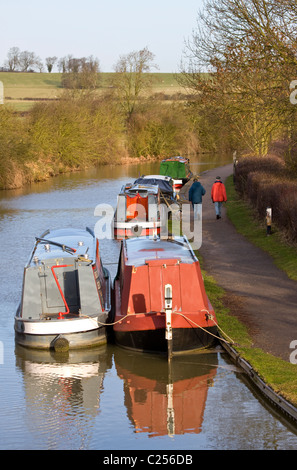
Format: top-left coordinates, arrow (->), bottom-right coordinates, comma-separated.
28,227 -> 96,266
161,156 -> 189,164
134,177 -> 173,194
141,174 -> 173,181
121,183 -> 159,195
123,236 -> 197,267
160,158 -> 191,179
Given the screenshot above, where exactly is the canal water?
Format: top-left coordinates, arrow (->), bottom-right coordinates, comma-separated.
1,155 -> 297,450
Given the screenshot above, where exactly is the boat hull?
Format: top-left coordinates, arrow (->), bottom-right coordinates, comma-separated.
114,221 -> 161,239
172,179 -> 184,193
114,324 -> 218,355
14,315 -> 110,351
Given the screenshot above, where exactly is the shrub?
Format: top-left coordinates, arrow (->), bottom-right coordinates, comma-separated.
234,155 -> 297,241
235,155 -> 285,195
29,92 -> 125,168
127,101 -> 198,158
0,107 -> 32,189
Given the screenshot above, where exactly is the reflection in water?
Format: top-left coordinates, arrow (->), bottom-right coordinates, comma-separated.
15,345 -> 112,449
0,154 -> 230,202
6,153 -> 297,449
114,347 -> 218,437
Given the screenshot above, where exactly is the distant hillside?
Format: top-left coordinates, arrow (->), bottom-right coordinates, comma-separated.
0,72 -> 182,111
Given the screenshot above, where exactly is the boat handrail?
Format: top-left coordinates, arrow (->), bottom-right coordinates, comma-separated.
159,234 -> 197,261
35,237 -> 77,254
181,234 -> 198,261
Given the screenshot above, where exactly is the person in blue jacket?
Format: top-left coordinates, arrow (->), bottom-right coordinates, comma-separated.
188,176 -> 206,220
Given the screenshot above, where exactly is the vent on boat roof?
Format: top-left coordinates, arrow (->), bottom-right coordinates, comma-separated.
139,248 -> 164,252
145,258 -> 181,266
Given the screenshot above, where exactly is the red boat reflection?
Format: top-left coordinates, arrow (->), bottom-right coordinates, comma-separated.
114,348 -> 218,437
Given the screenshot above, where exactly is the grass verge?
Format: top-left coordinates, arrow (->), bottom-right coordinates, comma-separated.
225,175 -> 297,281
196,175 -> 297,407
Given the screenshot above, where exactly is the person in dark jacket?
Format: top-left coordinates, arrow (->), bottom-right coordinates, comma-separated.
188,176 -> 206,220
211,176 -> 227,219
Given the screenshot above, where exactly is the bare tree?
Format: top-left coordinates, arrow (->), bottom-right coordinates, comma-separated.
19,51 -> 37,72
57,56 -> 68,73
79,56 -> 101,89
180,0 -> 297,155
5,47 -> 20,71
112,47 -> 158,118
45,56 -> 57,73
59,55 -> 101,89
35,56 -> 44,73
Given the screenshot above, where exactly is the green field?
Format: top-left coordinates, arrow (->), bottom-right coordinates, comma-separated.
0,72 -> 182,111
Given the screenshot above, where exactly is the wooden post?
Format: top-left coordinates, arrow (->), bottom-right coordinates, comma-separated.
233,151 -> 238,182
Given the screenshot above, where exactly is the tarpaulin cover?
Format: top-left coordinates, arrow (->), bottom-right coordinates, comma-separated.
134,177 -> 173,194
159,161 -> 188,179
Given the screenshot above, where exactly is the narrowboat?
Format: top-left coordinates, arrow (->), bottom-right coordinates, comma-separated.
113,182 -> 162,239
112,236 -> 218,357
15,227 -> 112,351
159,156 -> 193,193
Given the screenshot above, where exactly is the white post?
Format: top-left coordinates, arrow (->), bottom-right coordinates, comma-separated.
165,284 -> 173,359
266,207 -> 272,236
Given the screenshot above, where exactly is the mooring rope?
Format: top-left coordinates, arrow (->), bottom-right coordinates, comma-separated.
81,314 -> 131,326
83,309 -> 237,346
171,310 -> 236,346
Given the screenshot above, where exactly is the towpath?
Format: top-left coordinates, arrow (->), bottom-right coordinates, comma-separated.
181,163 -> 297,362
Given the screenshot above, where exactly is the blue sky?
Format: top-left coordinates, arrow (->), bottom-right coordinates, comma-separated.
0,0 -> 204,72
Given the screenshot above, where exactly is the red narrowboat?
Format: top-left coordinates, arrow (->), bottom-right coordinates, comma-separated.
113,183 -> 161,239
112,236 -> 218,357
114,348 -> 218,436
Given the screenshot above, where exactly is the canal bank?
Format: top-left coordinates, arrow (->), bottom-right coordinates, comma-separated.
182,164 -> 297,423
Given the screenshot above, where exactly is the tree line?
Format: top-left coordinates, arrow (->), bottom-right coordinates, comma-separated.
1,47 -> 102,86
179,0 -> 297,166
0,46 -> 198,189
2,47 -> 59,73
3,1 -> 297,189
178,0 -> 297,242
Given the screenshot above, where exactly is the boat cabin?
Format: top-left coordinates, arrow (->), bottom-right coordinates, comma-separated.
18,228 -> 110,321
113,183 -> 161,239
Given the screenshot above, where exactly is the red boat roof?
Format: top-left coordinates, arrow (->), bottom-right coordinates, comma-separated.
123,236 -> 197,267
